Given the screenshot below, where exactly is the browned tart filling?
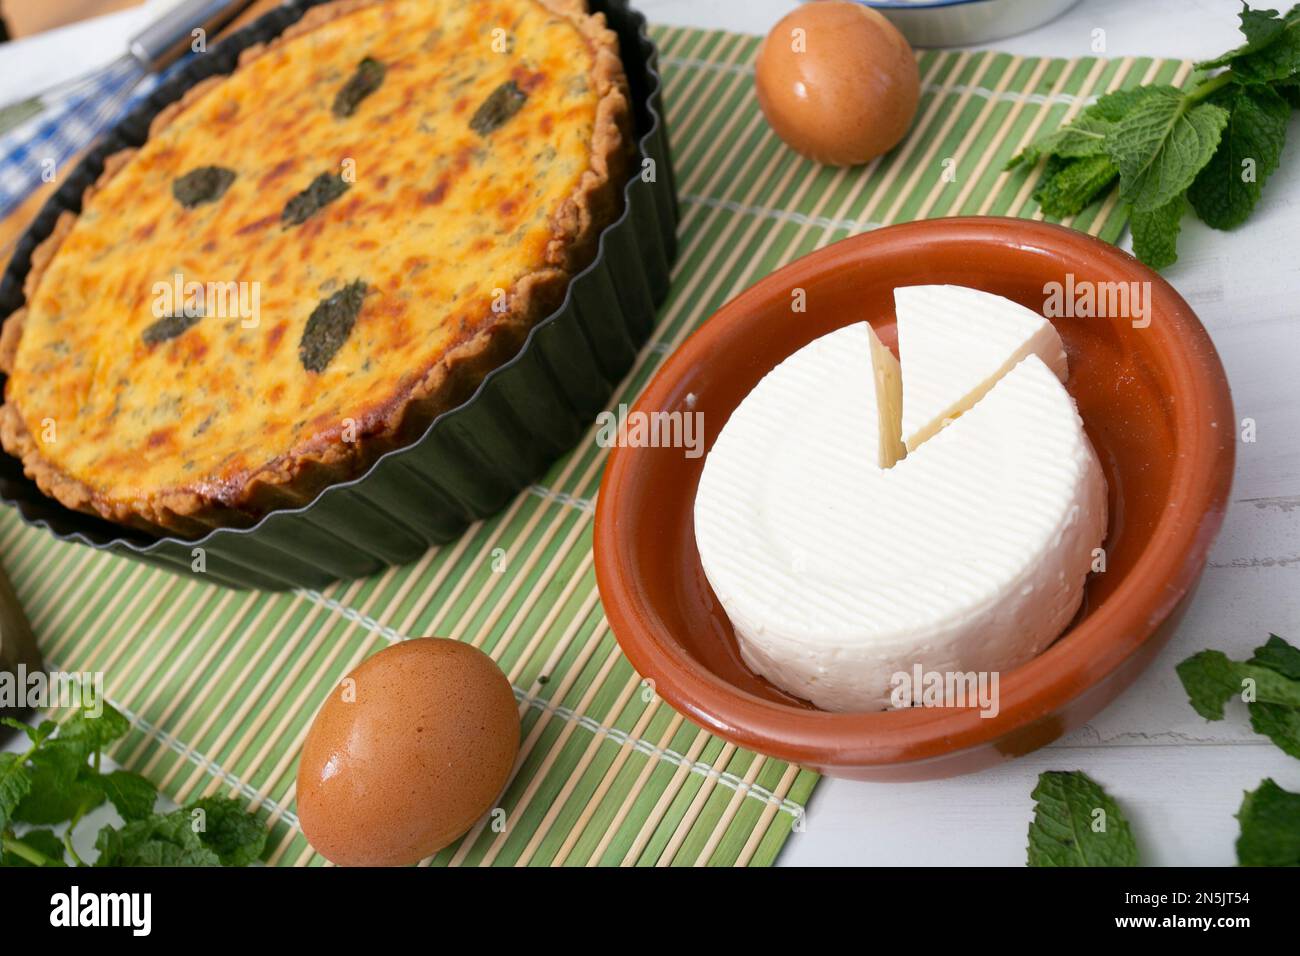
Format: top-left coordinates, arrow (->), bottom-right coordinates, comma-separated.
0,0 -> 632,536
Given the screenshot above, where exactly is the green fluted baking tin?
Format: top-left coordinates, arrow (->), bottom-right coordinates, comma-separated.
0,0 -> 676,591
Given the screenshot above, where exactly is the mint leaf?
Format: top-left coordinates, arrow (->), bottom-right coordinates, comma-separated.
1009,115 -> 1113,169
94,811 -> 222,867
0,752 -> 33,832
1040,114 -> 1115,159
1245,635 -> 1300,757
1007,86 -> 1168,170
1107,86 -> 1230,212
1236,778 -> 1300,865
0,718 -> 56,745
1089,85 -> 1172,123
1129,193 -> 1186,268
185,797 -> 267,867
1027,771 -> 1139,866
1176,650 -> 1241,718
1276,75 -> 1300,108
91,799 -> 266,867
1226,5 -> 1300,81
1249,702 -> 1300,758
101,770 -> 157,822
2,828 -> 66,867
13,753 -> 105,825
1188,83 -> 1289,228
10,715 -> 111,826
58,702 -> 130,753
1034,154 -> 1119,217
1249,633 -> 1300,679
1196,5 -> 1290,70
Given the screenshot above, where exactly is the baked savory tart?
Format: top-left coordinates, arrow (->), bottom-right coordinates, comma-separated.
0,0 -> 632,536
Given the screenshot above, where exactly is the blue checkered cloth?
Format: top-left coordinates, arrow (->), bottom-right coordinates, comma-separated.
0,56 -> 163,220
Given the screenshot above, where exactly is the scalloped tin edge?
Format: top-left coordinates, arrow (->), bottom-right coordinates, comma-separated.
0,0 -> 676,590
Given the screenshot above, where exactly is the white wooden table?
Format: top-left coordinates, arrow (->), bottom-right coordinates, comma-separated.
2,0 -> 1296,866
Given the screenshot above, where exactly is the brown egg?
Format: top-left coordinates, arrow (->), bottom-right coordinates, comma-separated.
297,638 -> 519,866
755,1 -> 920,166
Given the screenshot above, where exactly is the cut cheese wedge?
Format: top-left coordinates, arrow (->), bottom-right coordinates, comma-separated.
694,311 -> 1106,713
895,284 -> 1069,452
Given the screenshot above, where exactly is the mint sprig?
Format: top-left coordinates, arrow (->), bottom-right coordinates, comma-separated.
1008,2 -> 1300,268
0,704 -> 267,867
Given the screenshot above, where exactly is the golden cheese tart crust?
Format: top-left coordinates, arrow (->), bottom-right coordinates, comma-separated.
0,0 -> 632,537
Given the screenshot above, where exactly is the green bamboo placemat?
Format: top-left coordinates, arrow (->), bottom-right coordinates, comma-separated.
0,26 -> 1188,867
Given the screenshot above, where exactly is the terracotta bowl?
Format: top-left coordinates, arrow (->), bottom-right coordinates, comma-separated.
594,217 -> 1234,781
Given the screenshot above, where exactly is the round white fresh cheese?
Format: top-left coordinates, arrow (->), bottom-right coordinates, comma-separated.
693,313 -> 1106,713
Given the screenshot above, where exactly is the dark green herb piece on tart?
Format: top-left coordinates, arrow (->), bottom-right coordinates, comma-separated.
141,312 -> 202,346
172,166 -> 236,208
333,56 -> 387,118
469,80 -> 528,135
300,280 -> 367,373
282,171 -> 351,228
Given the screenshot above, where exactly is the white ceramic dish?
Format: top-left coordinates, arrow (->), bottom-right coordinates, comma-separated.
855,0 -> 1081,47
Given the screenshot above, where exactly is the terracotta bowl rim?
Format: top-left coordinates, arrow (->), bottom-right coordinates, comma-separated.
594,216 -> 1235,769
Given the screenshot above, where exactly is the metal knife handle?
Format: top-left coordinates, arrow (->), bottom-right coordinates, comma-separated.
127,0 -> 253,73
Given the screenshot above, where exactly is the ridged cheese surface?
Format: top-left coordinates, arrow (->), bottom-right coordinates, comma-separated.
895,284 -> 1069,452
694,310 -> 1107,712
